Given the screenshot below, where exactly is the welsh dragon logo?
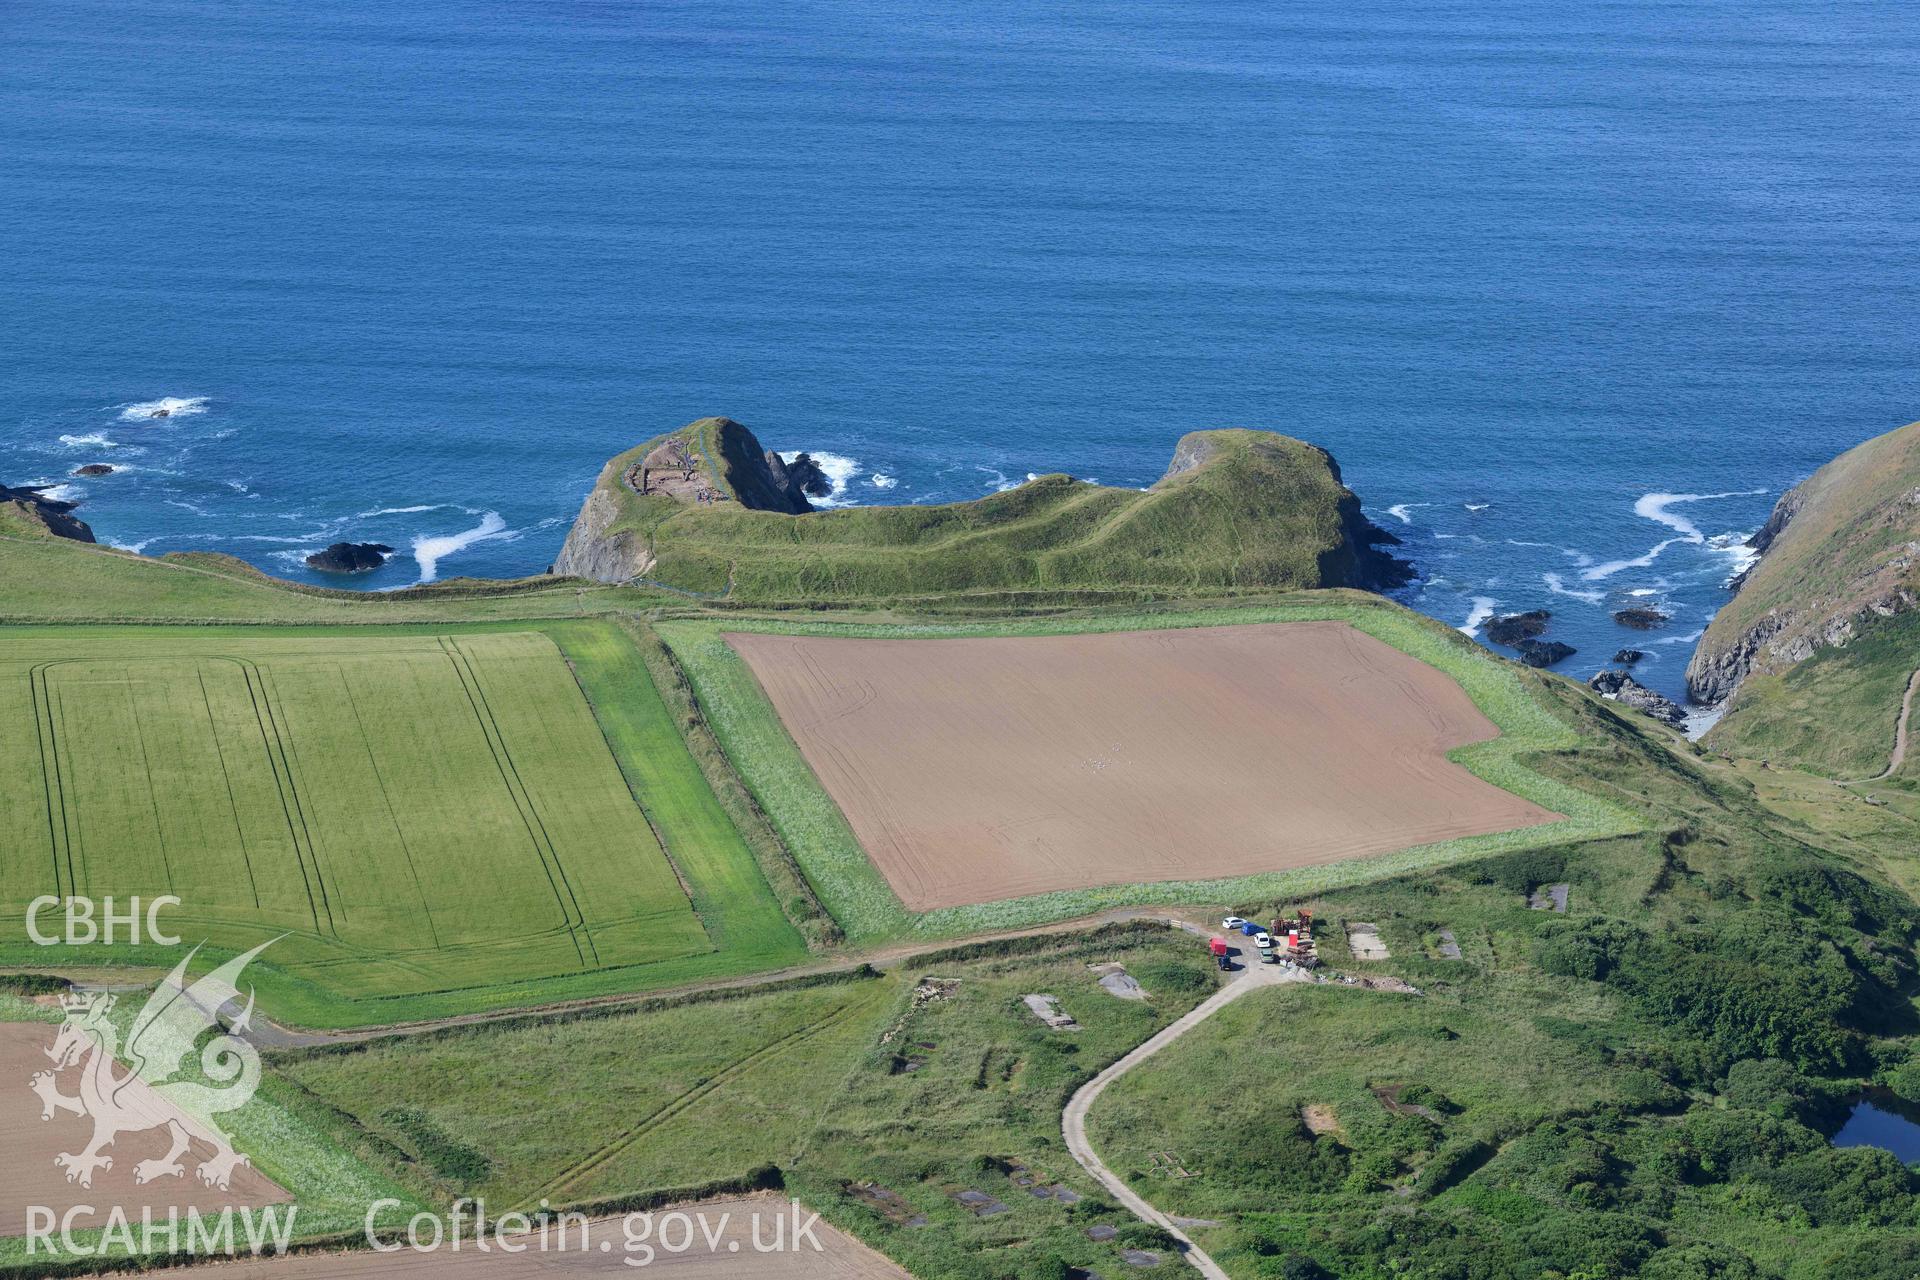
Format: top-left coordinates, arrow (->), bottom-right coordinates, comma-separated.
29,940 -> 275,1191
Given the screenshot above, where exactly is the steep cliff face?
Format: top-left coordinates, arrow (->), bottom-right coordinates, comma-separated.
1686,419 -> 1920,705
553,486 -> 655,582
552,417 -> 815,582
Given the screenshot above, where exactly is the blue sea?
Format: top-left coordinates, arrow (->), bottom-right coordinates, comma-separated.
7,1 -> 1920,703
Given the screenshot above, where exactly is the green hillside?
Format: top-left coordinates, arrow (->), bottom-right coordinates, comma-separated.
555,417 -> 1410,603
1697,419 -> 1920,775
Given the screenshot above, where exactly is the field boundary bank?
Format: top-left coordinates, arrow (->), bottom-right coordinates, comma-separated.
657,604 -> 1647,944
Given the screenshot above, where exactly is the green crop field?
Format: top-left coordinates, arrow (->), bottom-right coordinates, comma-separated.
0,621 -> 807,1027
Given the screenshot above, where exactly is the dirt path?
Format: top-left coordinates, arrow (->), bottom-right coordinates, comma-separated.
1843,666 -> 1920,785
1061,957 -> 1311,1280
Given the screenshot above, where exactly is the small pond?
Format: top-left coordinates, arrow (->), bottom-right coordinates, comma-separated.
1831,1094 -> 1920,1164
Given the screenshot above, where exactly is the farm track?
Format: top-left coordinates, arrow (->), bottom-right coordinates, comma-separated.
1062,951 -> 1414,1279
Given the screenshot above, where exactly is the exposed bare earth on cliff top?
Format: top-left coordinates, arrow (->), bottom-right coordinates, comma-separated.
727,623 -> 1560,912
0,1022 -> 288,1236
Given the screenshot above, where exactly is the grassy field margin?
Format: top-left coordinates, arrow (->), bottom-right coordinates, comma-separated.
655,599 -> 1644,943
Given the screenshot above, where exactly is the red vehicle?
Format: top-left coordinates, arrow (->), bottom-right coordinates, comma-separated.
1208,936 -> 1229,957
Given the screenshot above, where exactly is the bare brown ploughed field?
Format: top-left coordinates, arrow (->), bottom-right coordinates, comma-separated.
0,1022 -> 289,1236
727,623 -> 1561,912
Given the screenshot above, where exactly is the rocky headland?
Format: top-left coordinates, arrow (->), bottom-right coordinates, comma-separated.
1687,419 -> 1920,705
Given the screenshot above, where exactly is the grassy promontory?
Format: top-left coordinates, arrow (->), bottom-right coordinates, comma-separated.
554,417 -> 1412,603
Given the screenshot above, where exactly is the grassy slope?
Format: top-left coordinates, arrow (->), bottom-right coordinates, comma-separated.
587,421 -> 1381,602
278,971 -> 899,1212
1706,609 -> 1920,783
1702,420 -> 1920,773
656,597 -> 1643,942
1702,419 -> 1920,648
0,620 -> 805,1029
0,527 -> 661,624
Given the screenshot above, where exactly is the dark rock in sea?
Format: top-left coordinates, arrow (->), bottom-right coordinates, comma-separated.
150,408 -> 171,418
1613,648 -> 1646,665
0,483 -> 95,543
1514,639 -> 1576,668
305,541 -> 395,573
72,463 -> 115,477
782,452 -> 835,499
1484,610 -> 1551,647
1613,606 -> 1670,630
1589,669 -> 1687,726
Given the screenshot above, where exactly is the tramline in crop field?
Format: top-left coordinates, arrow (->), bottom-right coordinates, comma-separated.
0,624 -> 777,1021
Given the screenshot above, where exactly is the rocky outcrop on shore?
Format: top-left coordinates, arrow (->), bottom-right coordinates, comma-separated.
1484,610 -> 1550,647
1613,606 -> 1669,630
305,542 -> 394,573
72,463 -> 115,478
1,484 -> 96,543
1589,669 -> 1687,726
1514,639 -> 1576,668
782,453 -> 834,499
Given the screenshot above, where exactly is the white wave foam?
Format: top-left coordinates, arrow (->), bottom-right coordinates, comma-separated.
779,451 -> 864,507
1464,501 -> 1491,512
1458,597 -> 1497,637
978,466 -> 1018,493
1386,502 -> 1431,524
1708,531 -> 1762,584
1633,489 -> 1764,540
1543,572 -> 1606,605
412,511 -> 510,583
58,432 -> 118,449
356,503 -> 448,518
165,499 -> 212,517
119,396 -> 209,422
108,538 -> 157,554
1581,537 -> 1690,581
870,473 -> 898,490
1654,629 -> 1705,646
1626,587 -> 1660,597
1580,490 -> 1767,582
36,483 -> 82,503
